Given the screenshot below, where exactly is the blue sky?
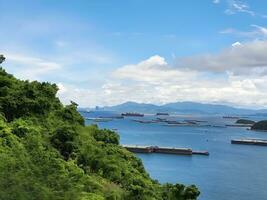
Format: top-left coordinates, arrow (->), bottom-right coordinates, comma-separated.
1,0 -> 267,108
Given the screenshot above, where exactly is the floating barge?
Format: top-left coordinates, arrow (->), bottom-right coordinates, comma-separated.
121,112 -> 144,117
231,139 -> 267,146
223,116 -> 239,119
156,112 -> 169,116
123,145 -> 209,156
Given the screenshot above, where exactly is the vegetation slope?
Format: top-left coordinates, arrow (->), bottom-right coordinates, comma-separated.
0,56 -> 199,200
251,120 -> 267,131
235,119 -> 255,125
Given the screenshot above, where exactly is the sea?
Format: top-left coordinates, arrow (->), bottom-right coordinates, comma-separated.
81,111 -> 267,200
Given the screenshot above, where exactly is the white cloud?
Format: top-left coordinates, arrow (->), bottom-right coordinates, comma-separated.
220,25 -> 267,39
223,0 -> 267,18
250,25 -> 267,36
225,0 -> 255,16
231,41 -> 242,47
4,47 -> 267,109
213,0 -> 220,4
55,55 -> 267,108
112,55 -> 197,84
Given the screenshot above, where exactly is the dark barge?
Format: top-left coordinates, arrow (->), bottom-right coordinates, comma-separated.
123,145 -> 209,156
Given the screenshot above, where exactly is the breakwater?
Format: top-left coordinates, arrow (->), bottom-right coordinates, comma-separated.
123,145 -> 209,156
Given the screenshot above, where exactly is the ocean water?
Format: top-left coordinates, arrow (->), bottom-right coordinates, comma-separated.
82,111 -> 267,200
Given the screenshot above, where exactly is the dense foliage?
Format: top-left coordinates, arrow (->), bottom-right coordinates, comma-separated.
236,119 -> 255,125
251,120 -> 267,131
0,61 -> 200,200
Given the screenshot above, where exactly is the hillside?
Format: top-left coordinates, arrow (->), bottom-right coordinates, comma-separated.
251,120 -> 267,131
98,101 -> 267,115
0,62 -> 199,199
236,119 -> 255,125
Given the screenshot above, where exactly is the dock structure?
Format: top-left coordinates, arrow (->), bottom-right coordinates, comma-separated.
231,139 -> 267,146
122,145 -> 209,156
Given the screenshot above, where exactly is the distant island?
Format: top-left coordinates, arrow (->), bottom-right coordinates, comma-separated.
87,101 -> 267,115
236,119 -> 255,125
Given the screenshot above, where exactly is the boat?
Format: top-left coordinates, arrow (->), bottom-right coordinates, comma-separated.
121,112 -> 144,117
223,116 -> 239,119
156,112 -> 169,116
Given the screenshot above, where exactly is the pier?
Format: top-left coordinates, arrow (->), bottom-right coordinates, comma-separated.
122,145 -> 209,156
231,139 -> 267,146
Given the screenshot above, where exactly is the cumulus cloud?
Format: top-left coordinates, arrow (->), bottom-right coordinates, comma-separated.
6,48 -> 266,108
231,41 -> 242,47
56,55 -> 267,108
4,42 -> 266,108
212,0 -> 220,4
175,40 -> 267,75
112,55 -> 197,84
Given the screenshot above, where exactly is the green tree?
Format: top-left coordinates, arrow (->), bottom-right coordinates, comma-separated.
0,55 -> 5,64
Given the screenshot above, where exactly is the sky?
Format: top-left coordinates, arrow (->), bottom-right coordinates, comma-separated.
1,0 -> 267,108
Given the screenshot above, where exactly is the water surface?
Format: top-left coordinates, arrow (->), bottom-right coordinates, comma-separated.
82,111 -> 267,200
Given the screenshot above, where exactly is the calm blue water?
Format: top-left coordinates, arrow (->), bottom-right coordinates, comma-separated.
82,111 -> 267,200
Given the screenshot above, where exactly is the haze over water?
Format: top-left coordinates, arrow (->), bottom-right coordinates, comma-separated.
83,111 -> 267,200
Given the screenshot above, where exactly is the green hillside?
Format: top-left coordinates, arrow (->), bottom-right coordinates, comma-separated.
0,57 -> 199,200
236,119 -> 255,125
251,120 -> 267,131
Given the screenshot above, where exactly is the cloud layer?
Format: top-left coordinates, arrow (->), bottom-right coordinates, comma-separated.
57,48 -> 267,108
3,39 -> 267,108
175,40 -> 267,75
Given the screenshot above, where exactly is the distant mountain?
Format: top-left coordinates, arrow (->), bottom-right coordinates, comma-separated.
102,101 -> 159,112
95,101 -> 267,115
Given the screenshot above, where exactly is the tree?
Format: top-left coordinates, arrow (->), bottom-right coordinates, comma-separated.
0,55 -> 5,64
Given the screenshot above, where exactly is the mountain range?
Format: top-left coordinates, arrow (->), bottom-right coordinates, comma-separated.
88,101 -> 267,115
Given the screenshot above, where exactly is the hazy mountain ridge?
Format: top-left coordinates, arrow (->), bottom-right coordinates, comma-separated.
88,101 -> 267,115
